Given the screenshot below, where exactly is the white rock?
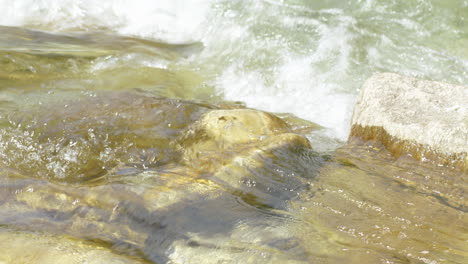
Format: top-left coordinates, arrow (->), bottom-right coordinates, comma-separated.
350,72 -> 467,168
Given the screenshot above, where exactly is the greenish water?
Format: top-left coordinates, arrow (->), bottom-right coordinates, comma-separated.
0,0 -> 466,263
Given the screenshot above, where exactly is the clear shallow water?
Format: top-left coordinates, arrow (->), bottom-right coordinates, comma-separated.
1,0 -> 467,140
0,1 -> 466,263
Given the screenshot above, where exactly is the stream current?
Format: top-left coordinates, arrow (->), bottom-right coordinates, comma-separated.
0,1 -> 467,263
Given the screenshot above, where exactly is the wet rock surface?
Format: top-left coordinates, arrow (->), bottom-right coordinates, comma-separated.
0,92 -> 214,182
0,90 -> 466,263
0,91 -> 322,263
0,89 -> 466,264
0,230 -> 145,264
1,6 -> 467,263
293,141 -> 467,264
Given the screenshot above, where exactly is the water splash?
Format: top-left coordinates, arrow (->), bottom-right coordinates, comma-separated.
1,0 -> 467,141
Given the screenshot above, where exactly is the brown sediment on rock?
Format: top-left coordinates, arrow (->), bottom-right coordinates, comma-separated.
349,72 -> 467,171
349,124 -> 467,171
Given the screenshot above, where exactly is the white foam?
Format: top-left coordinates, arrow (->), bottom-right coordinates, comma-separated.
205,7 -> 358,140
4,0 -> 464,145
0,0 -> 210,43
0,0 -> 359,142
218,61 -> 356,140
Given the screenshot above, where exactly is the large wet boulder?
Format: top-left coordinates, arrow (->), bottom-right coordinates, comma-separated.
349,72 -> 467,170
177,108 -> 303,164
0,91 -> 319,263
176,109 -> 314,209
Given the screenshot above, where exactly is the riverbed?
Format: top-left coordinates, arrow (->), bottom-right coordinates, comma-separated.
0,1 -> 466,263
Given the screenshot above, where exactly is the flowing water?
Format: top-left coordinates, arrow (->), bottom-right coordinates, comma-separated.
0,0 -> 467,263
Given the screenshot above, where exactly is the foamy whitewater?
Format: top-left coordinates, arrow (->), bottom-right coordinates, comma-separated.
1,0 -> 467,144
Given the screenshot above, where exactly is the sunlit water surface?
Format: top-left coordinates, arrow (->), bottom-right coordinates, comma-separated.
0,0 -> 466,263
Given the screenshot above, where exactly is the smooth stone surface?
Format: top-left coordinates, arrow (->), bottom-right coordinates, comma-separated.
0,231 -> 144,264
183,109 -> 290,148
0,92 -> 318,263
350,72 -> 467,169
177,108 -> 302,164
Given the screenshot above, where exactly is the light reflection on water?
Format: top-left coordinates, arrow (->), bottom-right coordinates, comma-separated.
0,16 -> 466,264
0,124 -> 465,263
293,141 -> 466,263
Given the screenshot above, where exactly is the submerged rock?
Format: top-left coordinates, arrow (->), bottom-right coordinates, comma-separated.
0,91 -> 316,184
0,90 -> 320,263
187,108 -> 291,146
175,108 -> 314,208
293,143 -> 467,264
0,231 -> 145,264
0,92 -> 214,182
350,72 -> 467,170
178,108 -> 301,164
